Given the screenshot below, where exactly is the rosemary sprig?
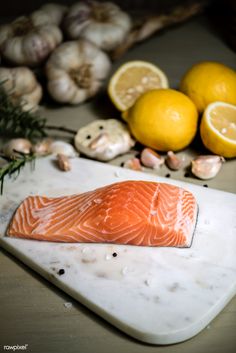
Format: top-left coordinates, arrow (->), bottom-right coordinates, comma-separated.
0,81 -> 77,139
0,152 -> 36,194
0,82 -> 47,139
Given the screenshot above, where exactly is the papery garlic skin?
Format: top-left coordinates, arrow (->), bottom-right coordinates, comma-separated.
0,67 -> 42,111
74,119 -> 135,161
191,155 -> 225,180
32,3 -> 68,26
63,1 -> 132,51
0,16 -> 62,66
46,39 -> 111,104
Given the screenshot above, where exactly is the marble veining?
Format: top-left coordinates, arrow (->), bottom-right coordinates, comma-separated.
0,156 -> 236,345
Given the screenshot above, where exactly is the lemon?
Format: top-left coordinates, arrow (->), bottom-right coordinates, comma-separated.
108,60 -> 168,111
125,89 -> 198,151
180,61 -> 236,113
200,101 -> 236,158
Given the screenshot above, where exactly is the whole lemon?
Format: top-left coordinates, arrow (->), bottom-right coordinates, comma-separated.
125,89 -> 198,151
180,61 -> 236,113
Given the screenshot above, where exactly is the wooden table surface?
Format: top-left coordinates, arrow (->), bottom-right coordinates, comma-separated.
1,14 -> 236,353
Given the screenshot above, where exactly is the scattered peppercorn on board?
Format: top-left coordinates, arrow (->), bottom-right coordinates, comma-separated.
0,156 -> 236,345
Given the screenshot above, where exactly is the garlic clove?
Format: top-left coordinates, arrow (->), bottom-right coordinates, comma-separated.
166,151 -> 184,171
123,157 -> 142,171
49,140 -> 78,158
88,132 -> 109,150
32,138 -> 53,156
191,155 -> 225,180
3,138 -> 32,158
57,153 -> 71,172
140,148 -> 164,169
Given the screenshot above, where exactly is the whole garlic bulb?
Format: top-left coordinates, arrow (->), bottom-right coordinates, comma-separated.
46,39 -> 111,104
0,67 -> 42,111
0,15 -> 62,66
63,1 -> 132,51
31,3 -> 68,26
74,119 -> 135,161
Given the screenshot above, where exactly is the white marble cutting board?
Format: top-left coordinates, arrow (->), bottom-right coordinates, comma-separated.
0,156 -> 236,345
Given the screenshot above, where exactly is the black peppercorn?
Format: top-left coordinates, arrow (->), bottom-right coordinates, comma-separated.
58,269 -> 65,275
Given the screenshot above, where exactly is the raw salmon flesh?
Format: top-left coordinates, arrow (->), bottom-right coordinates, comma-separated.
7,181 -> 198,247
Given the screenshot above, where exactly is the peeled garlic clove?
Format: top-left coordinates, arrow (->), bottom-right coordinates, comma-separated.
57,153 -> 71,172
123,158 -> 142,171
3,138 -> 32,158
50,141 -> 78,158
88,132 -> 109,150
32,138 -> 53,156
191,155 -> 225,180
140,148 -> 164,169
166,151 -> 184,171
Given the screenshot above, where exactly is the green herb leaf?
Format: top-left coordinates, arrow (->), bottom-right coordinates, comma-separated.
0,82 -> 47,140
0,152 -> 36,194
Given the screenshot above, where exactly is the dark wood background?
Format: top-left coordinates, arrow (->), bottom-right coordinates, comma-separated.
0,0 -> 212,17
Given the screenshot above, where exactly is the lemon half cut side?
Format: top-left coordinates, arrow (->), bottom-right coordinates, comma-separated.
200,101 -> 236,158
108,60 -> 169,111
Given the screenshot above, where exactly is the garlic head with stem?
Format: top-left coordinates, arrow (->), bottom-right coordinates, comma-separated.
63,1 -> 132,51
46,39 -> 111,104
31,3 -> 68,26
0,67 -> 42,111
0,15 -> 62,66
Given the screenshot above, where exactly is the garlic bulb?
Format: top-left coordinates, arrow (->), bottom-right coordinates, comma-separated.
74,119 -> 135,161
46,39 -> 111,104
0,15 -> 62,66
63,1 -> 132,51
191,155 -> 225,180
31,3 -> 68,26
0,67 -> 42,111
3,138 -> 32,158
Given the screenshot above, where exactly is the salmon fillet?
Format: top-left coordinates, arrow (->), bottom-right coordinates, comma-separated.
7,181 -> 198,247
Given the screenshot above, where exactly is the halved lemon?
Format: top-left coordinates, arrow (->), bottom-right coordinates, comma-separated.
200,101 -> 236,158
108,60 -> 169,111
